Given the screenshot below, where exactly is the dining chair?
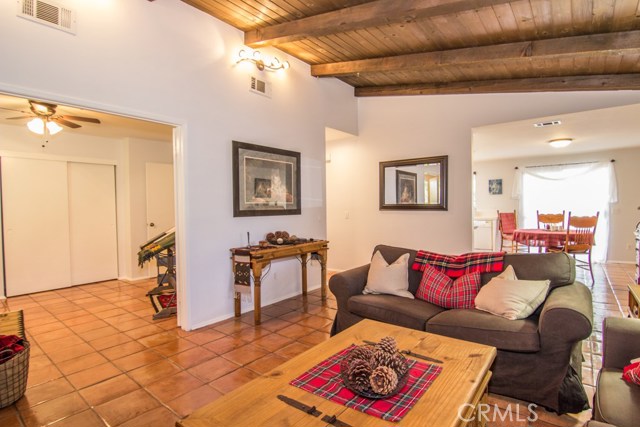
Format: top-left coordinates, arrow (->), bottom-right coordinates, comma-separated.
537,210 -> 566,231
497,210 -> 521,253
550,211 -> 599,284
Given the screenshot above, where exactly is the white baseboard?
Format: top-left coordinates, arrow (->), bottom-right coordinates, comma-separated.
605,260 -> 635,265
118,275 -> 155,284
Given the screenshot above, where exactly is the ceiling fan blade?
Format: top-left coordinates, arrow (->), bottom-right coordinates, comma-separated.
0,106 -> 30,114
52,117 -> 81,129
61,115 -> 101,124
6,116 -> 33,120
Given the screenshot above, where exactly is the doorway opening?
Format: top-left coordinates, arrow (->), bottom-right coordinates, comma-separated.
0,91 -> 182,324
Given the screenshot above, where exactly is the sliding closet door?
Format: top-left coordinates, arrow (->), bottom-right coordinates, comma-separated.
68,163 -> 118,285
2,157 -> 71,296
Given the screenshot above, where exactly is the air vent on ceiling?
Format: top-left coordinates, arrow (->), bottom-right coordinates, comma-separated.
533,120 -> 562,128
17,0 -> 76,34
250,76 -> 272,98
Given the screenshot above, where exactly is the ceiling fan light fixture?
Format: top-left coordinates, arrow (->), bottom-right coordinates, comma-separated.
27,117 -> 45,135
548,138 -> 573,148
26,117 -> 63,135
46,121 -> 63,135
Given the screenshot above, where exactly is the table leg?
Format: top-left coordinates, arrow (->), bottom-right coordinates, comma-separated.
252,263 -> 263,325
301,253 -> 308,296
319,249 -> 328,300
234,292 -> 241,318
232,260 -> 241,318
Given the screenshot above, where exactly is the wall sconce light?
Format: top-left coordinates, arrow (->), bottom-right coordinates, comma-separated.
548,138 -> 573,148
237,49 -> 289,71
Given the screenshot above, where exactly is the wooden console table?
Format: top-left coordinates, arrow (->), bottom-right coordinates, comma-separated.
231,240 -> 329,325
628,284 -> 640,318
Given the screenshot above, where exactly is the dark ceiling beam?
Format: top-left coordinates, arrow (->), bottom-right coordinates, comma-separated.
312,31 -> 640,77
244,0 -> 515,47
354,74 -> 640,97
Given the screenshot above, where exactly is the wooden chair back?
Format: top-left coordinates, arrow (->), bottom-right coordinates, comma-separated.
497,210 -> 517,236
537,210 -> 566,230
565,212 -> 599,252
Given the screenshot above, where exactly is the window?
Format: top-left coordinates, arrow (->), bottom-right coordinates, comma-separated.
516,162 -> 616,262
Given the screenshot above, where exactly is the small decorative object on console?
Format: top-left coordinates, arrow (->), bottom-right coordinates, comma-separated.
340,336 -> 409,399
265,231 -> 308,245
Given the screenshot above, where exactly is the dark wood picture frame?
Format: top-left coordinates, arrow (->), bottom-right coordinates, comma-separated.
379,155 -> 448,211
232,141 -> 301,217
396,170 -> 417,204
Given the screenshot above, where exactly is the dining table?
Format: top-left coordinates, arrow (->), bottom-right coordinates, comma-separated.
512,228 -> 594,252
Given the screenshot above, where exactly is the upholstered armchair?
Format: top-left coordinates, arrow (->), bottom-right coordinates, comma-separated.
590,317 -> 640,427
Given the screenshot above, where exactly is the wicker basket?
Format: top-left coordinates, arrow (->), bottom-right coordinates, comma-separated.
0,341 -> 30,408
0,310 -> 29,408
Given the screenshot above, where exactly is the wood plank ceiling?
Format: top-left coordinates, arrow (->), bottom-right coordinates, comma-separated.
181,0 -> 640,96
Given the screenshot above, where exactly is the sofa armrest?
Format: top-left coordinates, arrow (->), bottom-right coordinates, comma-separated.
602,317 -> 640,370
586,421 -> 617,427
329,264 -> 370,313
539,281 -> 593,344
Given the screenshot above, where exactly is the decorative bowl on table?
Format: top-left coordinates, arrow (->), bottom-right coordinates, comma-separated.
340,337 -> 409,399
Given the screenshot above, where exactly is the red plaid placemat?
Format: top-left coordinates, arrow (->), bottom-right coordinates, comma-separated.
290,345 -> 442,422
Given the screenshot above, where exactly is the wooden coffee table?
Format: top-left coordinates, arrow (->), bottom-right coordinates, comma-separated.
178,319 -> 496,427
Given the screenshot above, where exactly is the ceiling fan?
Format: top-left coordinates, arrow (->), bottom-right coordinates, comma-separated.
4,100 -> 101,135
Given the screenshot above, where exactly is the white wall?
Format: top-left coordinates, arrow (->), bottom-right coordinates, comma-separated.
473,147 -> 640,263
327,92 -> 640,271
0,1 -> 356,328
125,138 -> 174,280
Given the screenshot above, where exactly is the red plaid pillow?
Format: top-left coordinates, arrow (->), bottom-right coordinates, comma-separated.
623,361 -> 640,385
415,264 -> 480,309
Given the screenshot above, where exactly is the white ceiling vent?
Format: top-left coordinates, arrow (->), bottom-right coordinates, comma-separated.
17,0 -> 77,34
250,76 -> 272,98
533,120 -> 562,128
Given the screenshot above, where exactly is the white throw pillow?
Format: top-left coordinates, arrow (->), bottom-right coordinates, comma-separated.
474,277 -> 550,320
363,251 -> 414,299
496,265 -> 518,280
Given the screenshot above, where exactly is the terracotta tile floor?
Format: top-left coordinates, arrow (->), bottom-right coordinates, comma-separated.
0,262 -> 632,426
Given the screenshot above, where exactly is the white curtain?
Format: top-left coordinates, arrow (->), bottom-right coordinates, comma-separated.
511,162 -> 617,262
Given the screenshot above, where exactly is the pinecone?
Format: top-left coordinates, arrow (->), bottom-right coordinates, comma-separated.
370,366 -> 398,395
371,348 -> 393,368
347,359 -> 372,392
376,336 -> 398,355
387,353 -> 408,375
348,345 -> 374,364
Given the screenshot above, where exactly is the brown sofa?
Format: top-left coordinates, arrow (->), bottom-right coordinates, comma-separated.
590,317 -> 640,427
329,245 -> 593,414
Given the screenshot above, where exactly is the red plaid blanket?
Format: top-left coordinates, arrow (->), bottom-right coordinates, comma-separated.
290,345 -> 442,422
412,250 -> 505,278
0,335 -> 25,364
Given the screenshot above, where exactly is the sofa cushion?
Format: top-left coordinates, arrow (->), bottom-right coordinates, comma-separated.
426,309 -> 540,352
363,251 -> 413,299
594,369 -> 640,427
373,245 -> 422,294
348,294 -> 444,331
481,252 -> 576,289
474,277 -> 550,320
416,264 -> 480,309
496,265 -> 517,280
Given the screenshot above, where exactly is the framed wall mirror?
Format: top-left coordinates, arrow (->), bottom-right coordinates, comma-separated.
379,155 -> 448,210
